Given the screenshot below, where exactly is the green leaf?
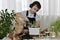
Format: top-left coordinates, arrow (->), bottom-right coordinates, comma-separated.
0,9 -> 16,39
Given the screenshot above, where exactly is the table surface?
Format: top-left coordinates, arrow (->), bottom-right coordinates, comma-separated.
23,37 -> 60,40
1,37 -> 60,40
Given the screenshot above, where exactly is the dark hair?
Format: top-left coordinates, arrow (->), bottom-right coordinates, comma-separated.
29,1 -> 41,9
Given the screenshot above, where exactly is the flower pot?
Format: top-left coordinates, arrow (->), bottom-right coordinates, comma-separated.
29,28 -> 40,35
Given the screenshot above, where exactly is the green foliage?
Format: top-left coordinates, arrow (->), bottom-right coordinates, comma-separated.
28,21 -> 39,28
50,18 -> 60,34
0,9 -> 16,39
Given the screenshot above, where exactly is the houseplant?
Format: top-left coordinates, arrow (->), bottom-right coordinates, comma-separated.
28,21 -> 40,28
0,9 -> 16,39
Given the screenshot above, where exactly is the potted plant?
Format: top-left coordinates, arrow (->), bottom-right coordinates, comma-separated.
28,21 -> 40,36
0,9 -> 16,39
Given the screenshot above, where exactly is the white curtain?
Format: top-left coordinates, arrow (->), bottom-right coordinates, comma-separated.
0,0 -> 2,10
49,0 -> 60,16
0,0 -> 60,30
40,0 -> 60,30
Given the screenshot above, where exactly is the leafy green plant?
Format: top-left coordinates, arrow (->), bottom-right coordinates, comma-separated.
50,18 -> 60,35
0,9 -> 16,39
28,21 -> 39,28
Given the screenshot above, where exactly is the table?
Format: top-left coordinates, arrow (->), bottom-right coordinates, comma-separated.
23,36 -> 60,40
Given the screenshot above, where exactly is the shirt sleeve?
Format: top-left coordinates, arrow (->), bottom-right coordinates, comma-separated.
35,14 -> 40,21
16,11 -> 26,17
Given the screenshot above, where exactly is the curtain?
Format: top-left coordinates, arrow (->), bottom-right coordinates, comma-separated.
0,0 -> 2,10
0,0 -> 60,30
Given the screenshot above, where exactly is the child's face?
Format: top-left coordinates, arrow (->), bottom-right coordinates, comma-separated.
31,5 -> 39,13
